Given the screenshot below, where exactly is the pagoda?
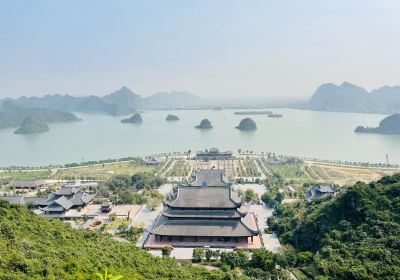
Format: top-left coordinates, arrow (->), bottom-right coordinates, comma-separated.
145,169 -> 260,248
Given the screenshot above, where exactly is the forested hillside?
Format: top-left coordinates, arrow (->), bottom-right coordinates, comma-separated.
0,201 -> 233,280
269,174 -> 400,279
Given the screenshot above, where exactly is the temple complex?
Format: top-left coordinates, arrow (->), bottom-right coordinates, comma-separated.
144,169 -> 261,249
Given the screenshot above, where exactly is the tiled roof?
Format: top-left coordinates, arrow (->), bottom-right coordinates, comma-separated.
22,197 -> 47,204
12,180 -> 45,188
167,186 -> 241,209
151,214 -> 259,237
0,196 -> 46,205
0,196 -> 24,204
163,209 -> 245,219
39,189 -> 94,211
53,187 -> 77,196
189,169 -> 229,187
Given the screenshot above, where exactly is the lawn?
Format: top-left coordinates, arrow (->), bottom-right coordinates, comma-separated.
54,161 -> 157,180
269,164 -> 309,181
0,170 -> 52,181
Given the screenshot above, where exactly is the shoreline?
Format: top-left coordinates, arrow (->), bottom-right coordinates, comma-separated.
1,151 -> 399,172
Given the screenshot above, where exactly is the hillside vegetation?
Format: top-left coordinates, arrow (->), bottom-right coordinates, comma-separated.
0,201 -> 233,279
269,174 -> 400,279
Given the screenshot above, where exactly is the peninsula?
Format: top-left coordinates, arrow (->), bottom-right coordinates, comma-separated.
355,113 -> 400,134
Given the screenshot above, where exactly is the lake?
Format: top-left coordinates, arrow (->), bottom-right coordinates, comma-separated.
0,108 -> 399,167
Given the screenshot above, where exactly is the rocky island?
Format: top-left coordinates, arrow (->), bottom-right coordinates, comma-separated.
234,111 -> 272,115
268,113 -> 283,118
14,117 -> 49,134
166,114 -> 179,121
355,113 -> 400,134
195,119 -> 212,129
236,118 -> 257,131
121,113 -> 143,124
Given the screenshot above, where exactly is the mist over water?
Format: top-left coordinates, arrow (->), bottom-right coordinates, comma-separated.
0,108 -> 399,167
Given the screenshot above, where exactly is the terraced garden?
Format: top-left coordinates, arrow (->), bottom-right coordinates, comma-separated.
165,160 -> 191,177
236,160 -> 261,177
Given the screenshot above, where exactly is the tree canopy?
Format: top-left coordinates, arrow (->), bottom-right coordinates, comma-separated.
269,174 -> 400,279
0,201 -> 234,279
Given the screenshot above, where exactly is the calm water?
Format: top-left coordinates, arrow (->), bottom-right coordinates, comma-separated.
0,109 -> 399,167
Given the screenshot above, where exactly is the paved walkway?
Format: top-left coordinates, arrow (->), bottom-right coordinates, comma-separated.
133,183 -> 173,247
231,183 -> 266,197
250,204 -> 281,252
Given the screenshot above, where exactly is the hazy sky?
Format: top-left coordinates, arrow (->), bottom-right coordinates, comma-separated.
1,0 -> 400,99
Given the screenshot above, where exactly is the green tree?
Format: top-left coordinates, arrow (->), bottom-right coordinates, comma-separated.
146,197 -> 161,211
245,189 -> 257,202
220,250 -> 249,269
205,249 -> 212,262
296,251 -> 313,266
192,248 -> 205,262
261,192 -> 275,208
275,192 -> 285,203
248,248 -> 276,272
161,246 -> 173,258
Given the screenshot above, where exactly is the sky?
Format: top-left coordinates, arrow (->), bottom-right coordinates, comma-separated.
1,0 -> 400,99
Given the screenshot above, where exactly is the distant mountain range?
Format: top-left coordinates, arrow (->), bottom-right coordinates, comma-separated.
307,82 -> 400,113
142,91 -> 203,108
0,87 -> 205,116
4,82 -> 399,116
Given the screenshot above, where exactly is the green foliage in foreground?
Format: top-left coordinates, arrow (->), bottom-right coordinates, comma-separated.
269,174 -> 400,279
0,201 -> 233,280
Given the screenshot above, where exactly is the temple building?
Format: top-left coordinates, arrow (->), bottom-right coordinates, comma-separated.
306,184 -> 340,202
195,148 -> 233,160
145,169 -> 261,249
38,186 -> 95,217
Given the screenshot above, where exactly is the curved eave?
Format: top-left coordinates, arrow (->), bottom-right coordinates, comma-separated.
162,213 -> 242,219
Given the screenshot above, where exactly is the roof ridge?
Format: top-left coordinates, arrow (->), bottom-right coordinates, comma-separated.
240,214 -> 260,235
228,187 -> 242,206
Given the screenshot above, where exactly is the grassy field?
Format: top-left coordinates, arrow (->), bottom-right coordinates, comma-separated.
0,170 -> 52,181
268,164 -> 309,181
54,161 -> 157,180
305,162 -> 395,185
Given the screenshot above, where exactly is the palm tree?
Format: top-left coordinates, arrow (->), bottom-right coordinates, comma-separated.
95,269 -> 123,280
